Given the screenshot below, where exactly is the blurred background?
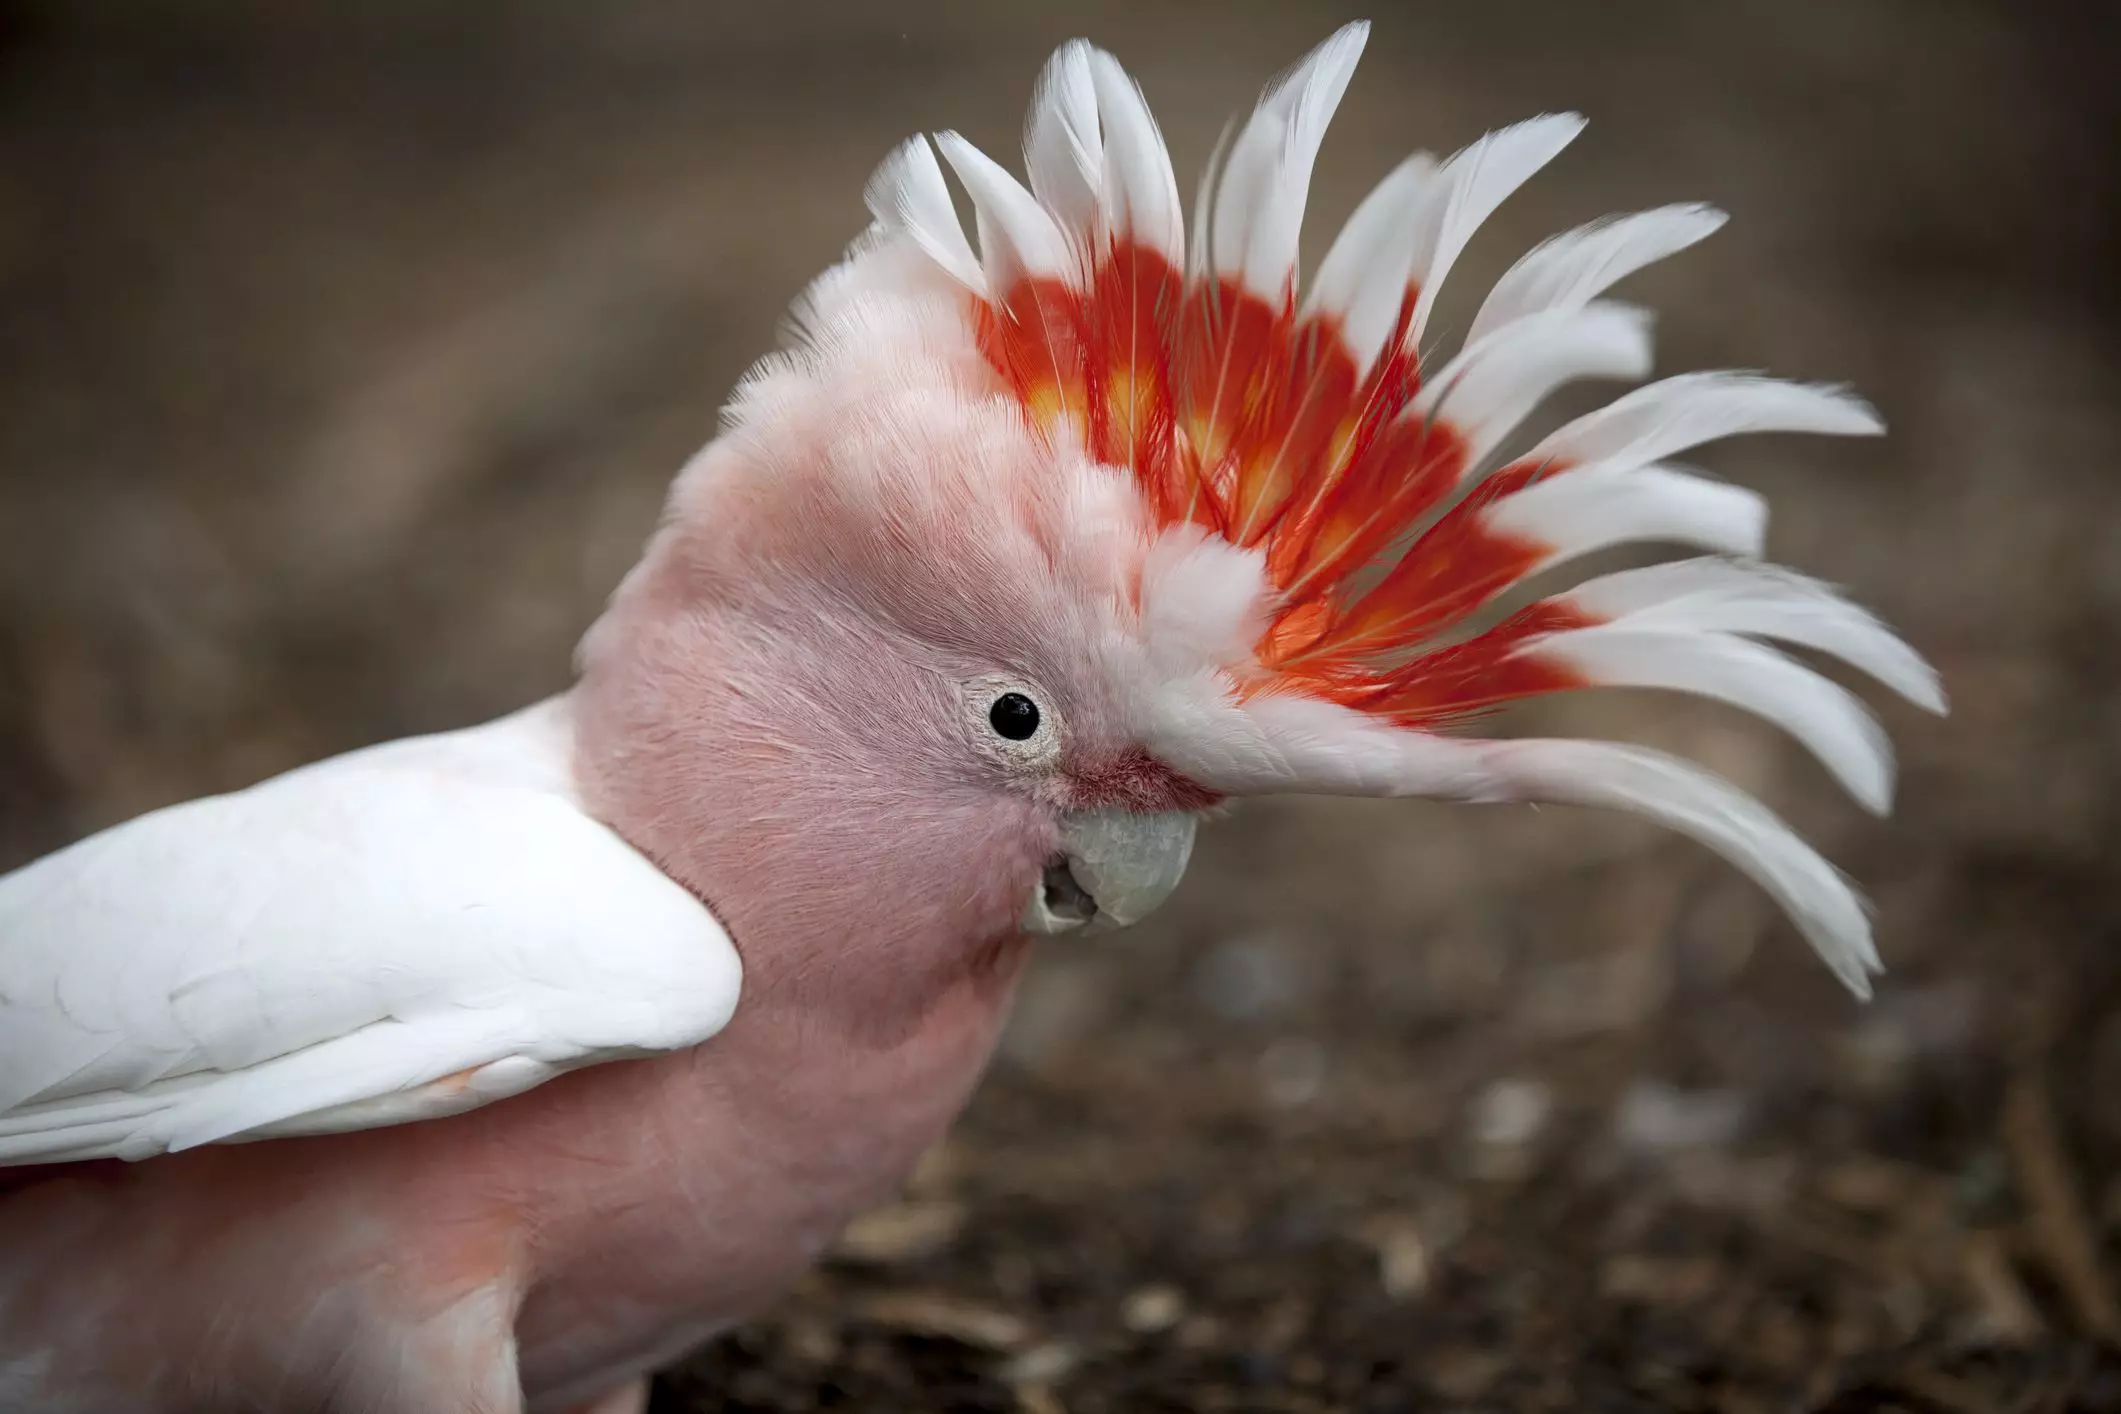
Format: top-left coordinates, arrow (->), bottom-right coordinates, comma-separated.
4,1 -> 2118,1408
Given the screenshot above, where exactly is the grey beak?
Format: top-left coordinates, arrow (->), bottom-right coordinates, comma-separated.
1019,809 -> 1197,937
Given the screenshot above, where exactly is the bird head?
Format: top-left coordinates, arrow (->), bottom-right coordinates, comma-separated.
573,22 -> 1943,1012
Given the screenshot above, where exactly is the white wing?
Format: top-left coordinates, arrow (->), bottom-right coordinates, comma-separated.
0,697 -> 740,1164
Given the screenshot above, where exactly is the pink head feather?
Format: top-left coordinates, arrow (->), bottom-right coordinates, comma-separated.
571,241 -> 1228,1023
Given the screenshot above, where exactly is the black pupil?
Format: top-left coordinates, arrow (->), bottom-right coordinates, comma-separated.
989,692 -> 1041,740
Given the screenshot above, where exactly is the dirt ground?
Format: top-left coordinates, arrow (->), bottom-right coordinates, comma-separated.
4,1 -> 2119,1409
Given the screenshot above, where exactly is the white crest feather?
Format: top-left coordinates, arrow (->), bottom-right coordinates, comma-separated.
864,135 -> 986,295
1560,560 -> 1947,713
1186,114 -> 1235,293
1208,21 -> 1369,298
1024,41 -> 1105,241
1408,114 -> 1587,347
1484,464 -> 1769,570
1415,302 -> 1655,467
1524,624 -> 1896,814
1302,154 -> 1440,379
1085,47 -> 1185,262
933,131 -> 1075,291
1468,204 -> 1727,344
1469,737 -> 1882,996
1530,372 -> 1884,472
1154,694 -> 1882,997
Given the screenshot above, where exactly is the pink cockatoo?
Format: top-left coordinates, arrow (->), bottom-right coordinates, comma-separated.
0,22 -> 1943,1413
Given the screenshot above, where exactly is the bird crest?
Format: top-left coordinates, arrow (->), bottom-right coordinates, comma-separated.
859,21 -> 1945,993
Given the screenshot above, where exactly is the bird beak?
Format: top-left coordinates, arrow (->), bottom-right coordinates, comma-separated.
1019,808 -> 1198,937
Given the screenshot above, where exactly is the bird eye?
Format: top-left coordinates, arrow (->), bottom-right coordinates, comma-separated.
988,692 -> 1041,741
964,678 -> 1060,772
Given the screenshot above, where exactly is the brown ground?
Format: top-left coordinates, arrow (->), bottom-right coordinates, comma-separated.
4,2 -> 2119,1409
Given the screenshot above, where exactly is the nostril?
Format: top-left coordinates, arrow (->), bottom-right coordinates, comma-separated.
1040,856 -> 1097,924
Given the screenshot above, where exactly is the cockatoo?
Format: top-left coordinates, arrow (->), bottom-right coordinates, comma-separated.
0,22 -> 1942,1414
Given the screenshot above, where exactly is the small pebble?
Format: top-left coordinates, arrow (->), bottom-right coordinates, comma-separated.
1357,1214 -> 1432,1300
1257,1037 -> 1328,1107
857,1291 -> 1028,1350
782,1318 -> 841,1366
1471,1077 -> 1553,1149
1120,1283 -> 1186,1334
1468,1077 -> 1553,1182
1001,1341 -> 1081,1387
1614,1081 -> 1750,1153
830,1199 -> 966,1265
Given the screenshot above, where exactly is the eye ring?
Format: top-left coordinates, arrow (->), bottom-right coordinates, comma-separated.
962,676 -> 1061,772
988,692 -> 1041,741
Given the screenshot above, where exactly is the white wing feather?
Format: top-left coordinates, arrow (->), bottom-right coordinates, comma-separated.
0,698 -> 740,1164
